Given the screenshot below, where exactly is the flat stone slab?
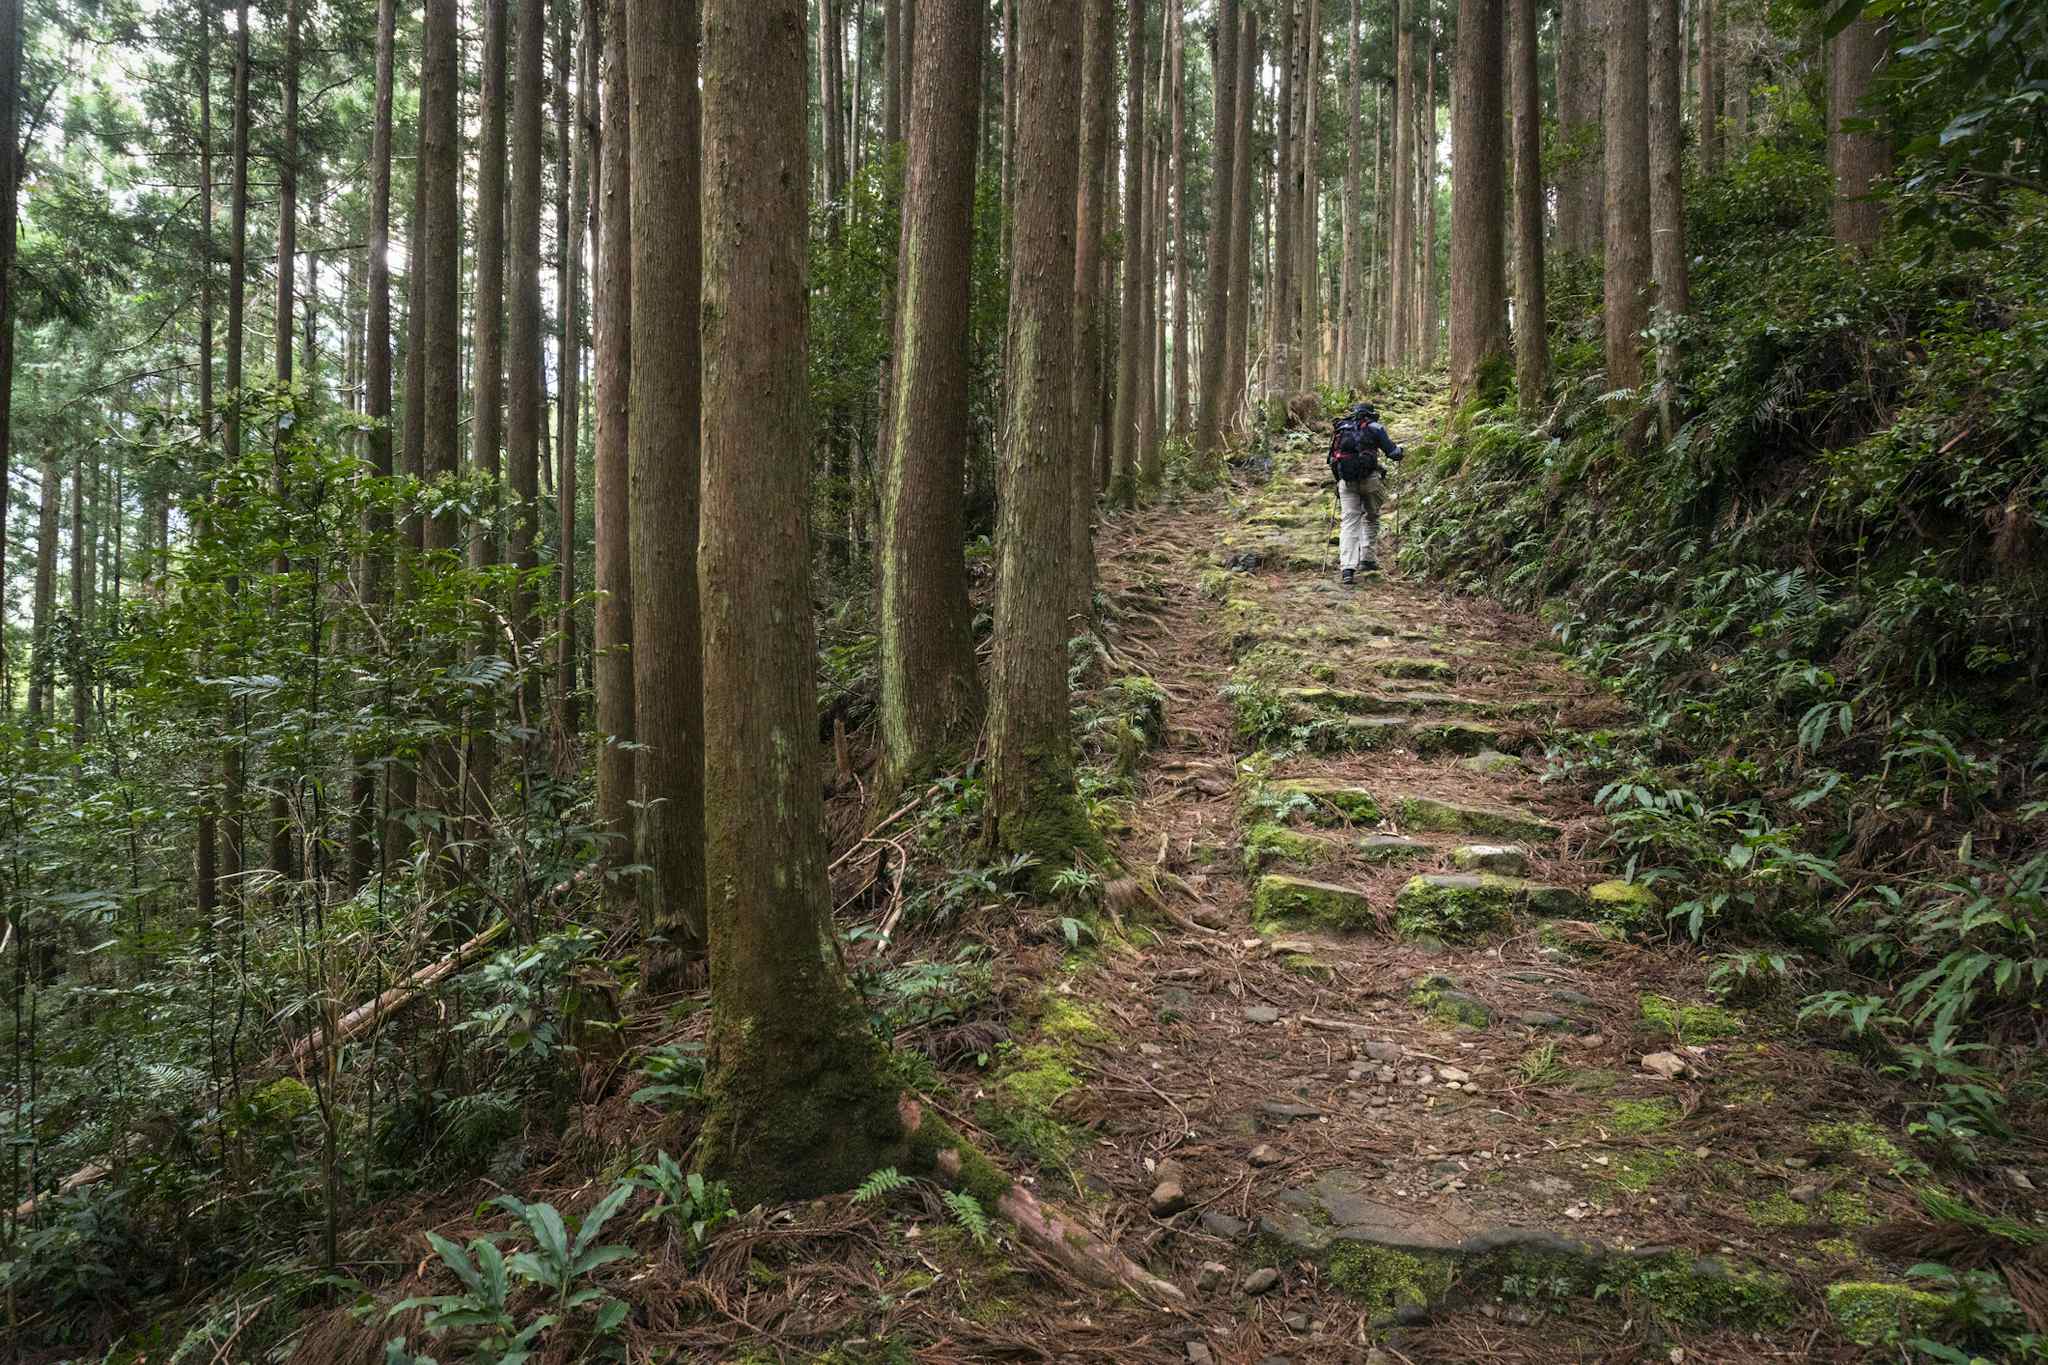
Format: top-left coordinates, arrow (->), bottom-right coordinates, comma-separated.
1395,794 -> 1562,843
1404,719 -> 1508,757
1374,656 -> 1455,681
1450,844 -> 1530,874
1395,874 -> 1584,940
1251,874 -> 1376,933
1265,780 -> 1382,825
1461,748 -> 1527,775
1358,834 -> 1431,863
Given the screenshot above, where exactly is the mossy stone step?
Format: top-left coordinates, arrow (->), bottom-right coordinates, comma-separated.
1358,834 -> 1431,863
1394,873 -> 1580,940
1256,1170 -> 1797,1329
1375,656 -> 1454,681
1395,794 -> 1562,842
1450,844 -> 1529,874
1405,719 -> 1508,757
1588,879 -> 1659,931
1460,748 -> 1526,775
1251,874 -> 1376,933
1263,780 -> 1382,826
1240,823 -> 1338,874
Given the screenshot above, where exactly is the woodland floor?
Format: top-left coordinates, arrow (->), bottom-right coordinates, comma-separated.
290,388 -> 2032,1365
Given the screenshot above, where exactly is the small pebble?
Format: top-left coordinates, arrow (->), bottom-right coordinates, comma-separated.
1242,1267 -> 1281,1295
1195,1261 -> 1231,1293
1248,1143 -> 1282,1167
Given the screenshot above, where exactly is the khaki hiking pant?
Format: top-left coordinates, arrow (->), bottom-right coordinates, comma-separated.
1338,473 -> 1386,570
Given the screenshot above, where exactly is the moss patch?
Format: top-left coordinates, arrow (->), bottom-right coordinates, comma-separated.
1252,874 -> 1376,933
1621,1253 -> 1797,1329
1825,1280 -> 1951,1346
1587,879 -> 1659,932
1242,822 -> 1332,874
1821,1188 -> 1881,1229
1747,1192 -> 1813,1228
1607,1148 -> 1689,1194
1327,1242 -> 1456,1316
1408,975 -> 1492,1029
1035,996 -> 1111,1047
1607,1098 -> 1679,1136
1266,780 -> 1383,826
1639,994 -> 1743,1044
1807,1120 -> 1908,1171
1394,794 -> 1561,842
1375,656 -> 1454,681
1394,873 -> 1518,941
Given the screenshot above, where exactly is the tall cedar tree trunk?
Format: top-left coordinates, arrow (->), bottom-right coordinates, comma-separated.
28,453 -> 60,722
350,0 -> 398,889
1420,30 -> 1438,366
195,0 -> 219,909
222,0 -> 251,883
1148,35 -> 1168,469
1508,0 -> 1547,413
1602,0 -> 1650,403
1298,0 -> 1321,394
1387,0 -> 1413,363
1071,0 -> 1114,618
818,0 -> 845,219
70,456 -> 90,744
1137,32 -> 1163,488
627,0 -> 706,987
419,0 -> 464,846
882,0 -> 900,144
987,0 -> 1092,871
468,0 -> 508,838
1340,0 -> 1359,384
1698,0 -> 1719,173
1649,0 -> 1687,438
1558,0 -> 1605,257
1194,0 -> 1238,453
1108,0 -> 1145,505
508,0 -> 546,730
1000,0 -> 1015,253
1223,2 -> 1255,427
694,0 -> 895,1205
268,0 -> 302,878
1449,0 -> 1506,395
1829,16 -> 1889,250
1096,94 -> 1117,494
1266,0 -> 1295,401
878,0 -> 983,797
0,0 -> 17,591
557,0 -> 585,734
593,0 -> 635,892
1169,2 -> 1187,436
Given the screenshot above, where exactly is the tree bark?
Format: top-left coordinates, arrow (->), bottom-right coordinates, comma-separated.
1071,0 -> 1114,617
221,0 -> 251,881
694,0 -> 899,1205
1508,0 -> 1547,414
1649,0 -> 1688,431
1388,0 -> 1414,364
593,0 -> 635,892
27,453 -> 59,724
1223,2 -> 1256,427
1558,0 -> 1605,257
882,0 -> 900,145
1138,29 -> 1165,487
1602,0 -> 1651,400
987,0 -> 1092,870
0,0 -> 18,589
628,0 -> 706,989
1449,0 -> 1507,395
508,0 -> 546,728
1168,0 -> 1187,436
1419,27 -> 1438,368
1298,0 -> 1321,394
1266,0 -> 1296,402
1339,0 -> 1359,385
1829,15 -> 1889,250
1193,0 -> 1238,454
1108,0 -> 1146,505
558,0 -> 587,735
471,0 -> 509,576
878,0 -> 983,799
1697,0 -> 1719,174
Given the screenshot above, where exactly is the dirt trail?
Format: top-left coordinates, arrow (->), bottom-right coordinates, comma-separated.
1064,392 -> 1936,1363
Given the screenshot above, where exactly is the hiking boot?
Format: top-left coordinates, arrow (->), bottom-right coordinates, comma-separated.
1340,567 -> 1356,587
1360,558 -> 1380,574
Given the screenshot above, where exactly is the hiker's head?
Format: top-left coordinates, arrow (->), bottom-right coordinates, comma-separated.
1350,403 -> 1380,423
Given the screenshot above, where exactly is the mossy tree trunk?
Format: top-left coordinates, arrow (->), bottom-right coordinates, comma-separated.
1070,0 -> 1114,620
1193,0 -> 1238,454
627,0 -> 706,990
986,0 -> 1096,873
694,0 -> 901,1204
1449,0 -> 1507,396
593,0 -> 635,902
877,0 -> 984,799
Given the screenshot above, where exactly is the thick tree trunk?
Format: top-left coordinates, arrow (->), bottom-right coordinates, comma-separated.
1420,30 -> 1438,368
1137,34 -> 1165,488
627,0 -> 706,989
557,0 -> 586,735
1602,0 -> 1651,400
593,0 -> 635,891
471,0 -> 508,574
1298,0 -> 1321,394
1649,0 -> 1688,430
1108,0 -> 1145,505
1697,0 -> 1719,174
1266,0 -> 1296,402
987,0 -> 1092,871
1169,1 -> 1188,436
1388,0 -> 1414,364
1829,15 -> 1889,250
349,0 -> 397,890
1449,0 -> 1507,395
1558,0 -> 1605,258
1223,2 -> 1256,427
1340,0 -> 1360,385
1509,0 -> 1547,414
694,0 -> 900,1205
508,0 -> 546,727
878,0 -> 983,799
1193,0 -> 1238,454
1071,0 -> 1113,618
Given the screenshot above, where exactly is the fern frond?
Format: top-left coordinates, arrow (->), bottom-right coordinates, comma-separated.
852,1167 -> 912,1205
942,1190 -> 994,1248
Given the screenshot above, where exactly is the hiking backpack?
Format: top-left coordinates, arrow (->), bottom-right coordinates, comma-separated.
1329,418 -> 1375,483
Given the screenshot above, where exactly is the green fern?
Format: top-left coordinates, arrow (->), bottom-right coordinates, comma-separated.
851,1167 -> 912,1205
942,1190 -> 994,1249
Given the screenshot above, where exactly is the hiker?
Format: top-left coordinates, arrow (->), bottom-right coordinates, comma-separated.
1327,402 -> 1404,585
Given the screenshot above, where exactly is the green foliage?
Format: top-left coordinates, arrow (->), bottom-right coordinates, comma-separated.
628,1043 -> 708,1109
625,1152 -> 734,1255
851,1167 -> 914,1204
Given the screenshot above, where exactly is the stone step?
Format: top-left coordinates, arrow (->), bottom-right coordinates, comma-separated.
1373,655 -> 1455,682
1357,834 -> 1431,863
1260,780 -> 1382,826
1394,794 -> 1562,843
1250,874 -> 1376,933
1450,844 -> 1529,874
1252,1169 -> 1798,1332
1394,872 -> 1582,941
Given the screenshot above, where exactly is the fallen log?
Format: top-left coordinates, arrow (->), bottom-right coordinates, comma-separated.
13,920 -> 511,1222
